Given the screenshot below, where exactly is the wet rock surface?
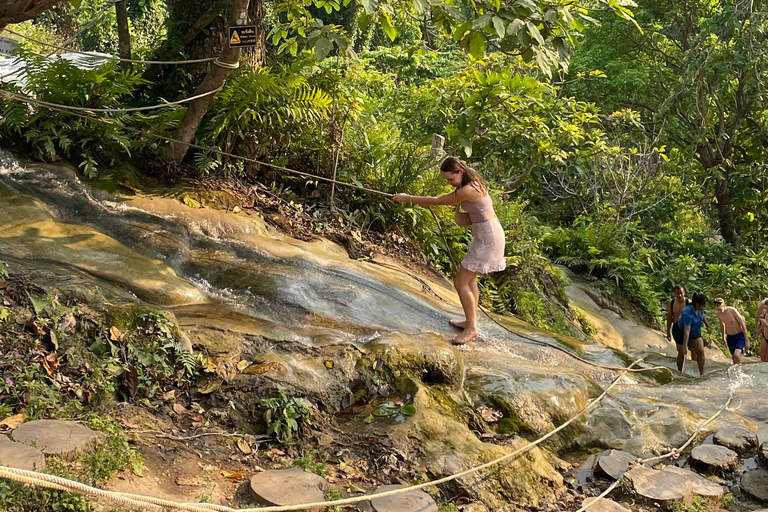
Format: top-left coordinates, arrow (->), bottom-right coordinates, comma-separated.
742,469 -> 768,502
0,434 -> 45,471
581,497 -> 630,512
369,484 -> 439,512
625,465 -> 723,502
249,467 -> 327,511
596,449 -> 638,480
759,441 -> 768,468
11,420 -> 104,458
714,426 -> 758,454
689,444 -> 739,473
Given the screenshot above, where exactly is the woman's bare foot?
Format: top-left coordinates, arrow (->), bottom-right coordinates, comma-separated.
452,329 -> 479,345
449,319 -> 466,329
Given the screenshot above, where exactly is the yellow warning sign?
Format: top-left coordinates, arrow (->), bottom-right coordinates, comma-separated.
228,26 -> 258,47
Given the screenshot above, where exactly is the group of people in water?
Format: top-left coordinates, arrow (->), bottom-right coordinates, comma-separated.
395,157 -> 768,374
666,286 -> 768,374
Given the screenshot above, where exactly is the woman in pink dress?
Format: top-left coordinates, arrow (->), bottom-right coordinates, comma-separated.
394,157 -> 506,345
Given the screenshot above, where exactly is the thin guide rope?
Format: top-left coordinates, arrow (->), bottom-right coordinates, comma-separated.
0,360 -> 641,512
1,28 -> 217,65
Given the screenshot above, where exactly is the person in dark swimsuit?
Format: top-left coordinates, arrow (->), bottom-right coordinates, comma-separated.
667,285 -> 690,346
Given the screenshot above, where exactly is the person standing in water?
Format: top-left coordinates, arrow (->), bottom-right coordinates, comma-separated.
393,157 -> 506,345
677,292 -> 708,375
756,298 -> 768,362
714,298 -> 749,364
666,285 -> 690,344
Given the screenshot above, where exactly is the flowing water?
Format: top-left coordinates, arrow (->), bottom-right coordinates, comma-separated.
2,151 -> 767,504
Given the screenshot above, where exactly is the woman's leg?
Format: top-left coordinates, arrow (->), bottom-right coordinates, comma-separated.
450,276 -> 480,329
761,337 -> 768,362
690,337 -> 706,375
453,265 -> 480,344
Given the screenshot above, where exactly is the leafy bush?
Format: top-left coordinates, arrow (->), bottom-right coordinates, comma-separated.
262,386 -> 313,443
0,53 -> 145,177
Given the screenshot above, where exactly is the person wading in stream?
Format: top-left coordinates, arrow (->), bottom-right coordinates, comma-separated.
714,298 -> 749,364
393,157 -> 506,345
677,292 -> 708,375
667,285 -> 690,345
755,298 -> 768,362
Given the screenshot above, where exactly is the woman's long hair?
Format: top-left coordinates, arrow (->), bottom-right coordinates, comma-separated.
441,157 -> 487,194
691,292 -> 708,307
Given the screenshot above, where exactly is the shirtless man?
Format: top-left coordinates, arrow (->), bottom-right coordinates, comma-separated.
755,298 -> 768,362
714,298 -> 749,364
667,285 -> 689,345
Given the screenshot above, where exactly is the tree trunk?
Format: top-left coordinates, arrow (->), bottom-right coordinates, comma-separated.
114,0 -> 131,71
0,0 -> 65,30
142,1 -> 228,82
166,0 -> 265,80
170,0 -> 251,163
714,176 -> 740,246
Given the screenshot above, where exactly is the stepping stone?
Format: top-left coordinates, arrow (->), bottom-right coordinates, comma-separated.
581,497 -> 630,512
742,469 -> 768,502
690,444 -> 739,473
249,467 -> 327,512
11,420 -> 104,458
370,484 -> 439,512
759,442 -> 768,468
0,435 -> 45,471
597,449 -> 639,480
714,426 -> 758,454
625,465 -> 723,503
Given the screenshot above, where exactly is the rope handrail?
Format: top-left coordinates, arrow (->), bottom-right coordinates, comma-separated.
0,87 -> 222,113
0,91 -> 394,198
0,360 -> 642,512
2,88 -> 673,376
576,391 -> 735,512
1,28 -> 217,65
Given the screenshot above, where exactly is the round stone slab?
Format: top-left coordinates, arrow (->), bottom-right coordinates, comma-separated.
626,465 -> 723,502
11,420 -> 104,458
249,467 -> 327,512
742,469 -> 768,502
370,485 -> 439,512
581,497 -> 630,512
690,444 -> 739,473
714,426 -> 758,454
597,449 -> 639,480
0,434 -> 45,471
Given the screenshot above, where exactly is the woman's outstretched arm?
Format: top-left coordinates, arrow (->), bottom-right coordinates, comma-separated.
393,186 -> 480,206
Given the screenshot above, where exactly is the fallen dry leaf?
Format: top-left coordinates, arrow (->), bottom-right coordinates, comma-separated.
0,413 -> 27,429
237,438 -> 252,454
120,419 -> 142,430
220,470 -> 245,479
59,313 -> 76,333
41,353 -> 59,375
109,326 -> 125,343
161,389 -> 177,401
236,360 -> 251,372
25,319 -> 45,336
172,403 -> 189,415
198,378 -> 222,395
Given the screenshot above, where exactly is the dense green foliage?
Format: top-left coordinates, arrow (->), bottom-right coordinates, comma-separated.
2,0 -> 768,339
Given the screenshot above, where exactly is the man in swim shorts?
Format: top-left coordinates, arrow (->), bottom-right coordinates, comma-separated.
714,298 -> 749,364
